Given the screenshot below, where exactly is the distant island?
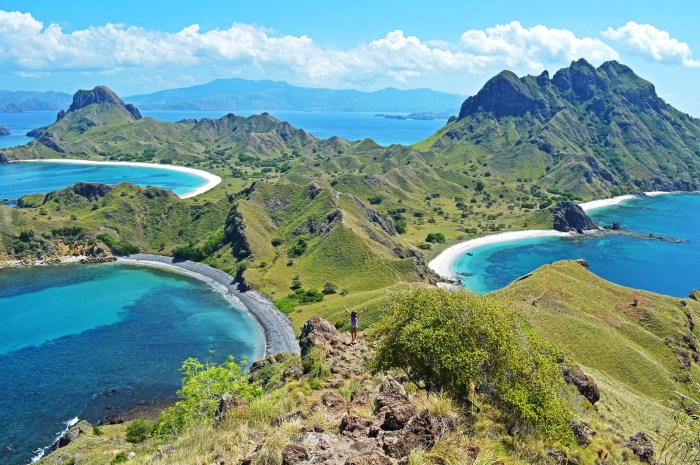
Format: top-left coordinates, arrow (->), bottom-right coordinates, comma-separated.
0,90 -> 72,112
375,110 -> 455,120
125,77 -> 465,113
0,125 -> 9,135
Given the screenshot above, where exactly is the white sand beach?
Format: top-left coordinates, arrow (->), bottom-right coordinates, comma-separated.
578,195 -> 636,212
428,230 -> 571,281
14,159 -> 222,199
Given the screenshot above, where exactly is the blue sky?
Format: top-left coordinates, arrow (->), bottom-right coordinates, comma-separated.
2,0 -> 700,114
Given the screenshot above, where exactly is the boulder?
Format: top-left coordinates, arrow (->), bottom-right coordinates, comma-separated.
339,415 -> 377,438
622,432 -> 656,464
375,387 -> 416,431
382,410 -> 436,459
52,420 -> 91,450
562,365 -> 600,405
689,290 -> 700,302
550,202 -> 598,232
299,317 -> 346,358
282,444 -> 309,464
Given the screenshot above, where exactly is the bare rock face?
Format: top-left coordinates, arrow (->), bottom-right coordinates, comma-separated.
52,420 -> 91,450
622,432 -> 656,463
382,409 -> 436,458
563,365 -> 600,405
689,290 -> 700,301
571,419 -> 596,446
299,316 -> 347,358
248,352 -> 302,390
282,444 -> 310,464
375,377 -> 415,431
64,86 -> 142,120
550,201 -> 598,233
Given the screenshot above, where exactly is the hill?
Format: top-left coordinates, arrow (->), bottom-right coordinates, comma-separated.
494,260 -> 700,438
418,59 -> 700,198
126,78 -> 465,113
0,90 -> 72,112
0,125 -> 9,136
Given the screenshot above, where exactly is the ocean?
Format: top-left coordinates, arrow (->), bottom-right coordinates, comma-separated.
452,194 -> 700,298
0,263 -> 263,465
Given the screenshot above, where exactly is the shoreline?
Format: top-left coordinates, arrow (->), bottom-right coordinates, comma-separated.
12,159 -> 222,199
117,254 -> 299,359
428,190 -> 687,283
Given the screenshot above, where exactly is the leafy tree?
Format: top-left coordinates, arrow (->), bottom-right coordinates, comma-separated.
322,282 -> 337,294
290,274 -> 302,290
425,232 -> 446,243
154,356 -> 262,435
368,195 -> 383,205
369,289 -> 573,442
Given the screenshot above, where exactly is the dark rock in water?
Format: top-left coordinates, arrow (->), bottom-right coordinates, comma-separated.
562,364 -> 600,405
622,432 -> 655,463
550,201 -> 598,232
612,221 -> 620,230
0,125 -> 9,136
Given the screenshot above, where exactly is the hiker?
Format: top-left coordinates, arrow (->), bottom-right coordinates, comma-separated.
344,306 -> 365,344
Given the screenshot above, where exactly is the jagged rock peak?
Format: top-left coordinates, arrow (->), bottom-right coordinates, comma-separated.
59,86 -> 142,121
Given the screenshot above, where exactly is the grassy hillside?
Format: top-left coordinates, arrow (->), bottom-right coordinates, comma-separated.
495,260 -> 700,438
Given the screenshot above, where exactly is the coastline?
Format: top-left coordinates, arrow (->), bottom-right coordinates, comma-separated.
428,190 -> 685,283
12,159 -> 222,199
428,230 -> 572,282
117,254 -> 299,359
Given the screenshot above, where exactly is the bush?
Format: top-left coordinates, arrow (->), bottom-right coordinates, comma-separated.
125,419 -> 152,443
425,232 -> 446,243
154,356 -> 262,435
322,282 -> 337,294
369,289 -> 574,442
172,245 -> 205,261
97,234 -> 139,255
368,195 -> 383,205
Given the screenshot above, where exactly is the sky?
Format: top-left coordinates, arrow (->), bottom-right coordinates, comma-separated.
1,0 -> 700,114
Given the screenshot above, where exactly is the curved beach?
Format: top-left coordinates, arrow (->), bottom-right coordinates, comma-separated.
14,159 -> 222,199
118,254 -> 299,359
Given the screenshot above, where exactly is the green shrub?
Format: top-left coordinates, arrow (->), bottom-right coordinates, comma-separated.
172,245 -> 205,261
322,282 -> 337,294
154,356 -> 262,435
425,232 -> 446,243
369,288 -> 573,443
303,347 -> 331,379
111,452 -> 128,464
125,419 -> 152,443
97,234 -> 139,255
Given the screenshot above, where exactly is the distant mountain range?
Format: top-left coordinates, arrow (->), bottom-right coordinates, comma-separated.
124,78 -> 465,112
0,90 -> 72,112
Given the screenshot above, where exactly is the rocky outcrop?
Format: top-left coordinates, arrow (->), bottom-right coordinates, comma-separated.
52,420 -> 91,450
690,290 -> 700,301
0,125 -> 9,135
282,444 -> 310,464
563,365 -> 600,405
571,419 -> 596,446
248,352 -> 303,390
63,86 -> 142,120
45,182 -> 114,204
299,316 -> 347,358
622,432 -> 656,463
550,202 -> 598,233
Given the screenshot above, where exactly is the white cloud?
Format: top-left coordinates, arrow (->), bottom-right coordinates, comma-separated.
461,21 -> 619,71
602,21 -> 700,67
0,11 -> 621,90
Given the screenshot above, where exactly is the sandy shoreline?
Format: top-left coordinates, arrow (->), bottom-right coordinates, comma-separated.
428,190 -> 689,283
13,159 -> 222,199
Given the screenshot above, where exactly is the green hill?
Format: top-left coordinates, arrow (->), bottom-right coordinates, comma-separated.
495,260 -> 700,438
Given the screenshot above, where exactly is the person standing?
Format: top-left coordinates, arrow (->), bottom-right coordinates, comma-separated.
344,306 -> 365,344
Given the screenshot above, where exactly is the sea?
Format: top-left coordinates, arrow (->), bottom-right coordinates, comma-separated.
452,194 -> 700,298
0,264 -> 263,465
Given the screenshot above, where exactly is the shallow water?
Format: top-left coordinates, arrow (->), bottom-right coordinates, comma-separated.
452,194 -> 700,297
0,263 -> 263,465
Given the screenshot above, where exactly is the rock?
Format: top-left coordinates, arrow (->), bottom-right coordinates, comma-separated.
562,365 -> 600,405
249,352 -> 303,390
299,317 -> 347,358
546,449 -> 568,464
689,290 -> 700,301
45,182 -> 114,203
214,394 -> 247,422
350,389 -> 371,405
274,411 -> 308,426
550,202 -> 598,232
383,410 -> 436,459
345,451 -> 392,465
52,420 -> 90,450
339,415 -> 376,438
0,125 -> 9,136
127,452 -> 136,459
622,432 -> 656,463
571,419 -> 596,446
375,386 -> 416,431
612,221 -> 620,230
63,86 -> 142,120
282,444 -> 309,464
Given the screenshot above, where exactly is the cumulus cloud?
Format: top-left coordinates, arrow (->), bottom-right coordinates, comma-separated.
602,21 -> 700,67
461,21 -> 619,71
0,11 -> 622,90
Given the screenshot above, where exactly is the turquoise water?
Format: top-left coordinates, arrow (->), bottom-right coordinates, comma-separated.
0,162 -> 209,201
452,194 -> 700,297
0,264 -> 263,465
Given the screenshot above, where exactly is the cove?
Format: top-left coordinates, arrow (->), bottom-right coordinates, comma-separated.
450,194 -> 700,297
0,160 -> 220,202
0,263 -> 264,465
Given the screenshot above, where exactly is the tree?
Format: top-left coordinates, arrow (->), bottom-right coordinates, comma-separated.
425,232 -> 446,243
369,288 -> 573,442
125,419 -> 152,443
290,274 -> 302,290
322,282 -> 337,294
